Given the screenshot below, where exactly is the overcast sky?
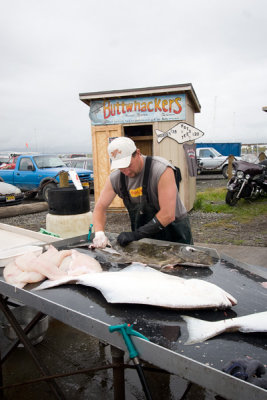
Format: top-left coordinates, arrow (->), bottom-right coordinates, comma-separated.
1,0 -> 267,154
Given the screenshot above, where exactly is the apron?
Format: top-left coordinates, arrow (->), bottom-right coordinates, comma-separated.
120,157 -> 193,244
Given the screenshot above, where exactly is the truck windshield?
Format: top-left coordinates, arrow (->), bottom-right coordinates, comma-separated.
33,155 -> 66,169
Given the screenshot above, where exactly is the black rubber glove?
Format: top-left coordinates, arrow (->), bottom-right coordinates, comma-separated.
117,216 -> 164,247
248,376 -> 267,389
117,231 -> 138,247
222,358 -> 266,386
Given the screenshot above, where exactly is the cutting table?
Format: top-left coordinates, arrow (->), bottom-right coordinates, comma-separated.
0,232 -> 266,400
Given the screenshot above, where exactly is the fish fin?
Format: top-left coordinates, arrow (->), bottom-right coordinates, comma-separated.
120,263 -> 156,273
181,315 -> 226,345
172,262 -> 212,268
33,276 -> 79,290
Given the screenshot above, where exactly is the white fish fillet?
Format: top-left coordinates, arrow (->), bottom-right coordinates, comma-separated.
3,246 -> 102,288
34,263 -> 237,310
67,250 -> 102,274
182,311 -> 267,344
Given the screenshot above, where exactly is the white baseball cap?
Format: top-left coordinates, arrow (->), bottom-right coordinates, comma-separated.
108,137 -> 137,170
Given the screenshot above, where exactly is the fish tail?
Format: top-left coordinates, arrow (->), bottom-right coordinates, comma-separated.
181,315 -> 226,345
155,129 -> 164,143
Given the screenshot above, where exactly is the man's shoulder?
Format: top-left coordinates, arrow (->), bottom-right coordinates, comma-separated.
111,169 -> 120,177
110,169 -> 120,182
151,156 -> 174,169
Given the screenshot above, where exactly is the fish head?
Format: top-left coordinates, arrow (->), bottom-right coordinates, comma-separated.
178,246 -> 215,266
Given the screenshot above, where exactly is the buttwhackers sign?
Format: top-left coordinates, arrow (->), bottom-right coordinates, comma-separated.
89,94 -> 186,125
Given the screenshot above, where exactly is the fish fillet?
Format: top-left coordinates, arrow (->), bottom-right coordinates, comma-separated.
34,263 -> 237,310
182,311 -> 267,344
67,250 -> 102,275
15,248 -> 66,281
3,246 -> 102,288
3,261 -> 44,288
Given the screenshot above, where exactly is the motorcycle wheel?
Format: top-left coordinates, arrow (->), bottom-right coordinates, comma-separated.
225,190 -> 239,206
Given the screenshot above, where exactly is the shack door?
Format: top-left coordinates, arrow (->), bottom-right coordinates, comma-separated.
124,124 -> 153,156
92,124 -> 124,209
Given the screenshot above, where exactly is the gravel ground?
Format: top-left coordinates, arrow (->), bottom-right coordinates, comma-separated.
1,174 -> 266,247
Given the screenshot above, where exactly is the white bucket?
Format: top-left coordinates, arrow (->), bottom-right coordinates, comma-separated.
46,211 -> 93,239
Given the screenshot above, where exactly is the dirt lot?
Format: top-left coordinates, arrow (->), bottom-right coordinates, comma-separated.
1,174 -> 266,247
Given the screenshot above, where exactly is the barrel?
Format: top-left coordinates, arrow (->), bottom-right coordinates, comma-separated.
46,187 -> 93,239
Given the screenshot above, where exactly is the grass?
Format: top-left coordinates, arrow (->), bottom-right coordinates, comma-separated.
193,187 -> 267,222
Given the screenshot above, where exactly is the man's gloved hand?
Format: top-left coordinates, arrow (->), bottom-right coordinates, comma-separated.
117,216 -> 164,247
91,231 -> 110,248
117,231 -> 139,247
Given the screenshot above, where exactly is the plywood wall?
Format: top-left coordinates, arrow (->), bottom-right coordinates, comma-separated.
153,120 -> 196,211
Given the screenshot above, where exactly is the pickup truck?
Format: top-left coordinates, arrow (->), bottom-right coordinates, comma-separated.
0,155 -> 19,170
0,154 -> 94,202
196,147 -> 242,178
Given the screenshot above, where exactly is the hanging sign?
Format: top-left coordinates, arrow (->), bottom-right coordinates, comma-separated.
156,122 -> 204,144
89,94 -> 186,125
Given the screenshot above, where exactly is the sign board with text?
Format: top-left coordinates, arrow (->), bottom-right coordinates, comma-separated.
89,94 -> 186,125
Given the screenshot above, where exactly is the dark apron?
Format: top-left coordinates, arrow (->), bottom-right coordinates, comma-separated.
120,157 -> 193,244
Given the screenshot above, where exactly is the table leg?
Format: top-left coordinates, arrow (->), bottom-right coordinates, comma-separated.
110,345 -> 125,400
0,295 -> 65,400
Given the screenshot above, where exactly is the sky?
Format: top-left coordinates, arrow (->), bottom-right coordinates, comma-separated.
0,0 -> 267,154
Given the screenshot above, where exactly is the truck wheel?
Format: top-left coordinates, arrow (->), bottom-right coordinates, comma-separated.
225,190 -> 239,206
42,183 -> 57,203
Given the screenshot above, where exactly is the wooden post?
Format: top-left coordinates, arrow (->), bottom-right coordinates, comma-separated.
59,171 -> 69,187
258,152 -> 266,162
227,155 -> 235,179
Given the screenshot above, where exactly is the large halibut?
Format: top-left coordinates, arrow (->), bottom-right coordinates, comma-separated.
35,263 -> 237,310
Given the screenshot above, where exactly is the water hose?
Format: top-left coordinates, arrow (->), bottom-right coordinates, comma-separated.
109,323 -> 153,400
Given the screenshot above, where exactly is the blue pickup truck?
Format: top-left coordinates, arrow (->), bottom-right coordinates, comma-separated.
0,154 -> 94,202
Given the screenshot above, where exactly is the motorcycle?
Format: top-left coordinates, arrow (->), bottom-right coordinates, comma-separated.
225,159 -> 267,206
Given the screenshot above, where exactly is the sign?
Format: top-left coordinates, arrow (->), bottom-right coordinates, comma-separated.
156,122 -> 204,144
89,94 -> 186,125
68,169 -> 83,190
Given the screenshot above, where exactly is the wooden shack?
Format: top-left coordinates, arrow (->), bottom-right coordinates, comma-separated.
79,84 -> 202,211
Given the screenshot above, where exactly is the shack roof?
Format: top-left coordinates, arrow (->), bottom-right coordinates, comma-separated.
79,83 -> 201,113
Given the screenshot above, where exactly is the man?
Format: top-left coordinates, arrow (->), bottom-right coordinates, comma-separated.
92,137 -> 193,248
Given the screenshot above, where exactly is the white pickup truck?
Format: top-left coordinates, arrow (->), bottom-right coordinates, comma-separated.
196,147 -> 242,178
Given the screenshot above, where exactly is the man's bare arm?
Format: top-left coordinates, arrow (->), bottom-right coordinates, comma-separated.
93,177 -> 117,232
156,167 -> 177,226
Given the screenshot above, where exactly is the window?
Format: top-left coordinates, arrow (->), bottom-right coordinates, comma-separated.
19,158 -> 34,171
200,150 -> 212,158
